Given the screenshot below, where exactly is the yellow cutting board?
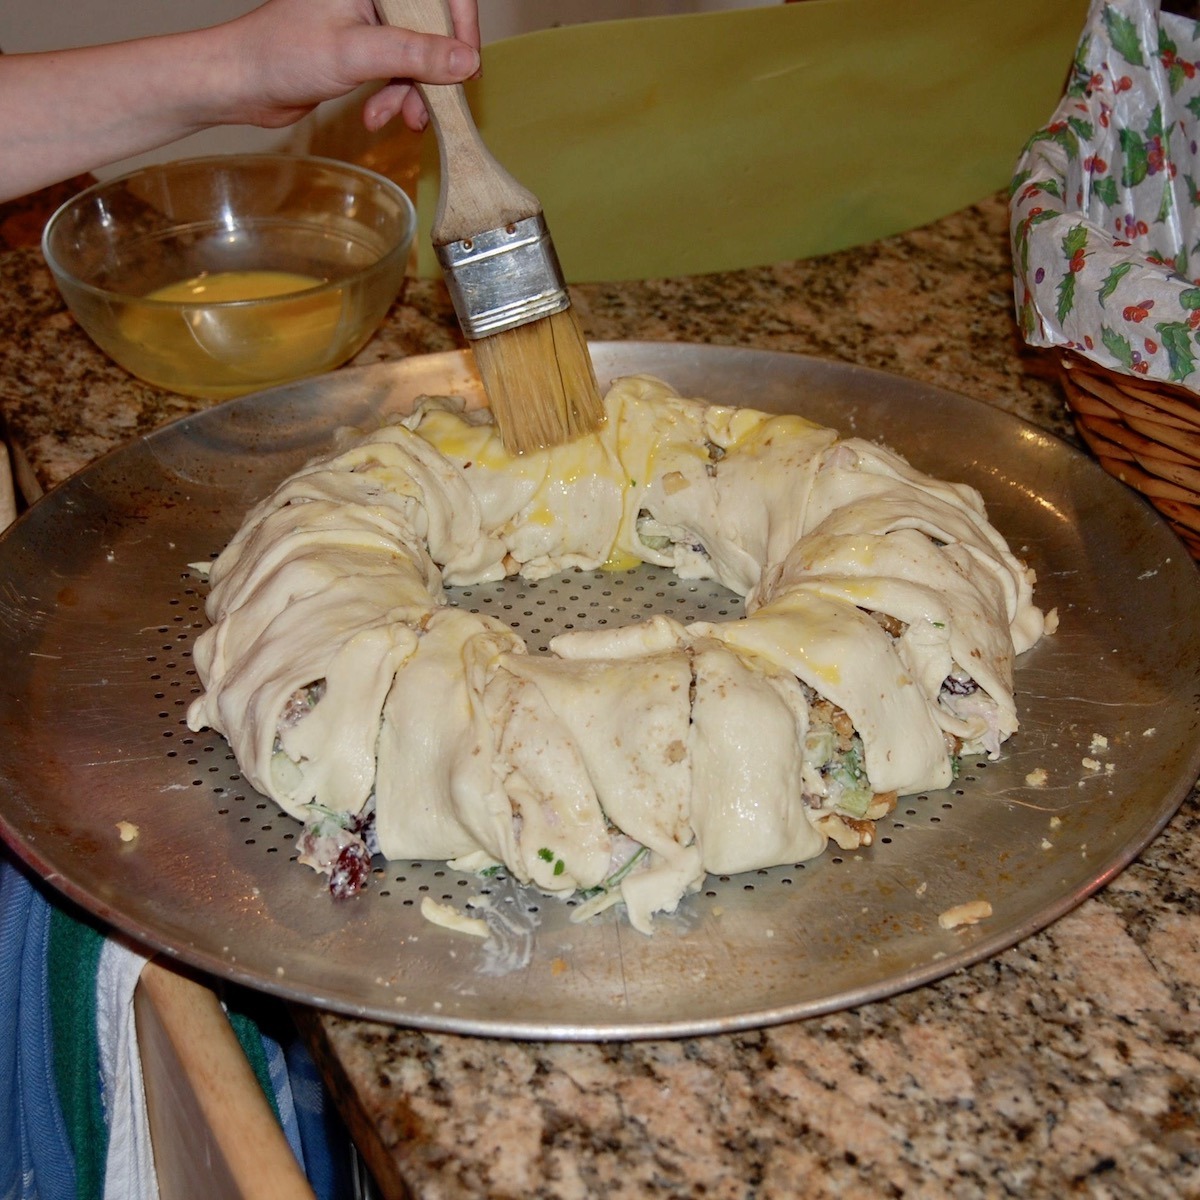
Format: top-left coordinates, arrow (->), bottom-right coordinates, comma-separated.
415,0 -> 1087,282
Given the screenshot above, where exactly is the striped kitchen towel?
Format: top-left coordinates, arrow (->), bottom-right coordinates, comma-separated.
0,850 -> 348,1200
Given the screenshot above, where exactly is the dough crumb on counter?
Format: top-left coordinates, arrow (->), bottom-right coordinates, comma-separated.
1025,767 -> 1048,787
115,820 -> 139,843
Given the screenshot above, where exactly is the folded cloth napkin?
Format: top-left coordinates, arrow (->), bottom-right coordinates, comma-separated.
1,850 -> 348,1200
1011,0 -> 1200,389
0,857 -> 75,1200
94,939 -> 157,1200
1,854 -> 157,1200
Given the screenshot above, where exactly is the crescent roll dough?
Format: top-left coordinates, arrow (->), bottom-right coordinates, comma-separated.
187,375 -> 1051,931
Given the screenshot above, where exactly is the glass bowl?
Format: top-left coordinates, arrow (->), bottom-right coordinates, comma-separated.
42,154 -> 416,400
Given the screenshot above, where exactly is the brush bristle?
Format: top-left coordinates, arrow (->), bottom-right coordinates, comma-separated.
470,307 -> 606,455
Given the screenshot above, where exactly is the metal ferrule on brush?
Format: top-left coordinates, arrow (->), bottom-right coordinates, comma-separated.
436,214 -> 570,340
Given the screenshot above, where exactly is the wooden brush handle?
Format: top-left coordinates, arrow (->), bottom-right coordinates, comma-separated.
373,0 -> 541,244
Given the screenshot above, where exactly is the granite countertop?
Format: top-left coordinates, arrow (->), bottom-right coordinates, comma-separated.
0,190 -> 1072,494
2,190 -> 1198,1198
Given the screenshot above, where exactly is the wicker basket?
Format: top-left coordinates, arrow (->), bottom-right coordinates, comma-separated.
1058,354 -> 1200,559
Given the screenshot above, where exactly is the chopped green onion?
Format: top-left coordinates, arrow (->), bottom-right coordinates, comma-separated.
579,845 -> 649,900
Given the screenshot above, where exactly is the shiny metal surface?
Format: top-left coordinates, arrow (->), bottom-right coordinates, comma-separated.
0,343 -> 1197,1040
436,214 -> 570,338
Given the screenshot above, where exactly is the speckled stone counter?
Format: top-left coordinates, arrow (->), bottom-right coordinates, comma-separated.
0,190 -> 1071,494
2,190 -> 1198,1199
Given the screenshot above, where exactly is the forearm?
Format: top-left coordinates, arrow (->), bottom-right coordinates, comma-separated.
0,28 -> 241,203
0,0 -> 481,205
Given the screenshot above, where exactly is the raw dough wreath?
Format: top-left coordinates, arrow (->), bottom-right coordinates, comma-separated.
187,375 -> 1051,933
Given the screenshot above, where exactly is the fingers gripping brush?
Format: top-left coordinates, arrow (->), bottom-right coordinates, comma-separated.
374,0 -> 605,455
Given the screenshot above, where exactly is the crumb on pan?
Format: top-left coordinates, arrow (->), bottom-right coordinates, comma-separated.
420,896 -> 490,939
938,899 -> 993,930
115,820 -> 139,843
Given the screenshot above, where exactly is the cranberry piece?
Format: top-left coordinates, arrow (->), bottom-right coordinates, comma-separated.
329,840 -> 372,899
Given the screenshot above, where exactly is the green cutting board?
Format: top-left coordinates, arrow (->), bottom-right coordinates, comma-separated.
415,0 -> 1088,282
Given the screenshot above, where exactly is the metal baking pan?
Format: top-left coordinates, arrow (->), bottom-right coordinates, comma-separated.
1,343 -> 1197,1040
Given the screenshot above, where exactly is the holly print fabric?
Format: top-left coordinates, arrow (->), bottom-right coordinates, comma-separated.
1011,0 -> 1200,389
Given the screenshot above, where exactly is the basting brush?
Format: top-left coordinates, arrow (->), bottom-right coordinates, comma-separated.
374,0 -> 605,455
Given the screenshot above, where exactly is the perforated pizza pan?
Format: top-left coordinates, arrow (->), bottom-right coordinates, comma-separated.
1,344 -> 1197,1040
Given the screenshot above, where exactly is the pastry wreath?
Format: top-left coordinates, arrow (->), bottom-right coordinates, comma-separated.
187,375 -> 1052,933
